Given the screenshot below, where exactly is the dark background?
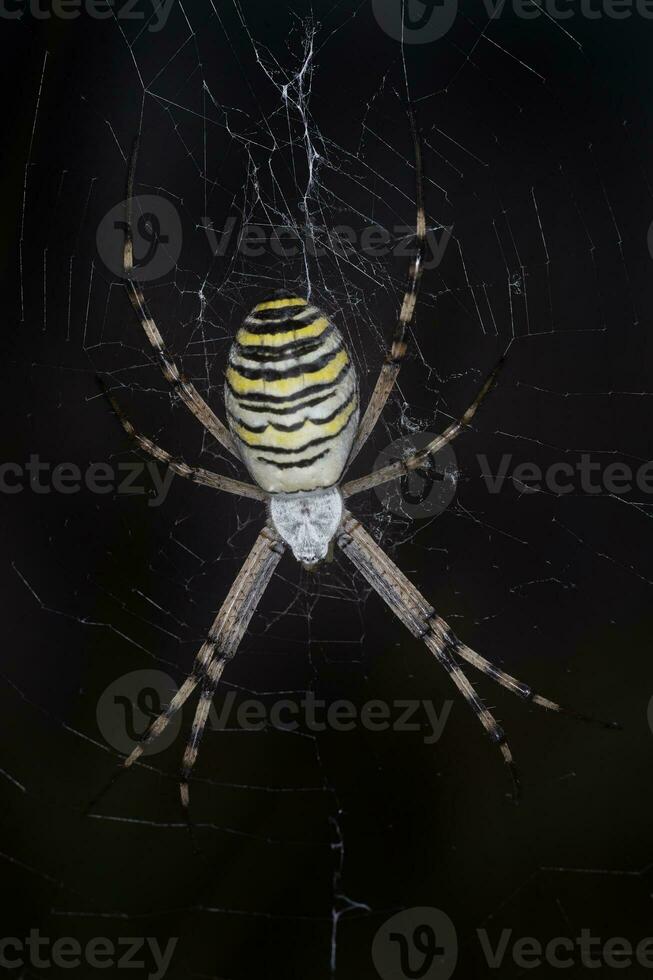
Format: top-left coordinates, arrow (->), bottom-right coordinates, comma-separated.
1,2 -> 652,978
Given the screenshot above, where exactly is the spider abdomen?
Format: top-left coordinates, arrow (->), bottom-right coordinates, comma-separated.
225,293 -> 359,493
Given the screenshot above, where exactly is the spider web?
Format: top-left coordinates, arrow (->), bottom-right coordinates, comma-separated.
4,2 -> 653,978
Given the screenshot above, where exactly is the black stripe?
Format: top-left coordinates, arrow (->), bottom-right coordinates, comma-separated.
242,310 -> 321,333
229,343 -> 344,382
247,304 -> 313,324
225,362 -> 351,403
236,411 -> 356,455
229,390 -> 357,434
234,327 -> 335,362
234,392 -> 334,415
256,448 -> 331,469
227,412 -> 267,434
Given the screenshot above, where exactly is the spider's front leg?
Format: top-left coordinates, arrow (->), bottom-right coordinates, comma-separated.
98,377 -> 266,501
122,136 -> 237,457
336,512 -> 620,800
343,355 -> 505,499
348,108 -> 428,463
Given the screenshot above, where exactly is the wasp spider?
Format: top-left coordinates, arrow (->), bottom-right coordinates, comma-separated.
99,117 -> 616,816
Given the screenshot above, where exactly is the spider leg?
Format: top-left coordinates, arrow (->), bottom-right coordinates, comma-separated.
342,355 -> 504,499
336,512 -> 518,798
452,641 -> 620,729
179,663 -> 226,812
123,136 -> 238,458
336,512 -> 619,800
347,108 -> 427,465
88,525 -> 284,811
99,378 -> 266,501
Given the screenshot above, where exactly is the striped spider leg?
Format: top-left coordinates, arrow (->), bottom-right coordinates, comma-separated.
122,137 -> 237,457
90,525 -> 284,823
348,108 -> 428,463
99,378 -> 266,501
336,513 -> 620,800
342,355 -> 505,499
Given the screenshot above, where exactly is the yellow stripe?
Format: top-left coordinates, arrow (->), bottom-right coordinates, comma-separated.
235,399 -> 357,450
254,297 -> 307,311
227,349 -> 349,397
237,317 -> 330,348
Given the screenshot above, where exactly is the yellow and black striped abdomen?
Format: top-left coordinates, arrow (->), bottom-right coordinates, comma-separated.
225,293 -> 359,493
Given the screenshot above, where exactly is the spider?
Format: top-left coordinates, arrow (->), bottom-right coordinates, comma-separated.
99,116 -> 616,816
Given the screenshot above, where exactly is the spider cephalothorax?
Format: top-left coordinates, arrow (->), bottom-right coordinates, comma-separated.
268,487 -> 343,565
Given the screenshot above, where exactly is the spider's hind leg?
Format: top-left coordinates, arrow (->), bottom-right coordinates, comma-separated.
336,514 -> 521,800
179,662 -> 226,815
87,526 -> 284,816
452,639 -> 621,730
336,512 -> 620,801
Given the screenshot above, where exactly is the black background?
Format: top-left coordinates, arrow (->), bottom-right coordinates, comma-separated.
1,1 -> 653,978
